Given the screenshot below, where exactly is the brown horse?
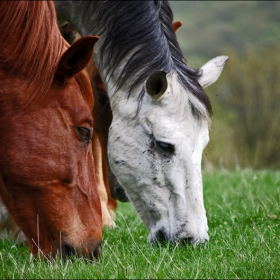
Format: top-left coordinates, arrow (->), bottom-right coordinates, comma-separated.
0,1 -> 102,260
60,23 -> 118,227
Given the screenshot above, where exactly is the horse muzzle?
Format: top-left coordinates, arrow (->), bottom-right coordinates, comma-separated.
59,240 -> 102,261
149,227 -> 209,247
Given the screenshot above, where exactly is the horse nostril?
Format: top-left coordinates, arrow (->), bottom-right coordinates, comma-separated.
61,244 -> 76,259
91,241 -> 102,261
155,229 -> 169,244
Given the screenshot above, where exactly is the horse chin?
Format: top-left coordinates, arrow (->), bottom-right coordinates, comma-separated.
177,233 -> 209,247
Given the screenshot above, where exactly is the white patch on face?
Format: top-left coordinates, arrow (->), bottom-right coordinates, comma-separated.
108,72 -> 210,245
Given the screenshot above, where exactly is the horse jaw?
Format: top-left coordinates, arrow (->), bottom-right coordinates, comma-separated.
198,56 -> 229,88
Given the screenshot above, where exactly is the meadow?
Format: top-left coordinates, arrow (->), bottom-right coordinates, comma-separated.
0,170 -> 279,279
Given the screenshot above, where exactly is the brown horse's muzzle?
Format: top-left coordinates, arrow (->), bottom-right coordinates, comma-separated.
60,240 -> 102,261
32,238 -> 102,261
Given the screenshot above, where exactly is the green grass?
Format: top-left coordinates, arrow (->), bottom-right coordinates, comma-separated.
1,170 -> 279,279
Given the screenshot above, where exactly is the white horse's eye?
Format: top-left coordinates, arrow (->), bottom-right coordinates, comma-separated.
155,140 -> 175,154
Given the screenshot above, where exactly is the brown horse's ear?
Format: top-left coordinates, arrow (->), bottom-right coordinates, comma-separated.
54,36 -> 99,86
172,21 -> 182,32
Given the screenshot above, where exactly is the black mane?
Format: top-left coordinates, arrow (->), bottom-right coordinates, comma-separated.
81,0 -> 212,116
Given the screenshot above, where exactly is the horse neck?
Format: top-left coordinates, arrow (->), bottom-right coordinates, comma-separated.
0,1 -> 67,106
55,1 -> 211,118
55,1 -> 95,37
55,1 -> 177,99
0,2 -> 64,71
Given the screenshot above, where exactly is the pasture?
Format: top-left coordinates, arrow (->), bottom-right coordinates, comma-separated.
1,170 -> 279,279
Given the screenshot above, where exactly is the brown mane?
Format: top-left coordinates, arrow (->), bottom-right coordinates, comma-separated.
0,1 -> 93,108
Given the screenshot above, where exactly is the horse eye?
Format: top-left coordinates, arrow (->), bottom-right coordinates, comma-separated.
76,127 -> 91,143
156,141 -> 175,154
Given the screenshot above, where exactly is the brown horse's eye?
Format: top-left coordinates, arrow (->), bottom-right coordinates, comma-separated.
76,127 -> 91,143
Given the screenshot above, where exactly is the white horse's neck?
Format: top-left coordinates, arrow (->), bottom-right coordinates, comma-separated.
54,1 -> 175,100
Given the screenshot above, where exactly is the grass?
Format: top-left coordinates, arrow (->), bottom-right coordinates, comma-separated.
0,170 -> 279,279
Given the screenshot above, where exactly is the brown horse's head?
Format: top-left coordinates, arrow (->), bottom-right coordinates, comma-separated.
0,1 -> 102,260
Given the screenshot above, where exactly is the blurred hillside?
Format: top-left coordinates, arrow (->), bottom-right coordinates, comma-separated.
170,1 -> 280,67
170,1 -> 280,170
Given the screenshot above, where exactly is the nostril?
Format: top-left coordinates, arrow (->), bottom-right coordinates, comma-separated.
91,241 -> 102,261
94,244 -> 102,260
61,244 -> 76,259
155,229 -> 169,244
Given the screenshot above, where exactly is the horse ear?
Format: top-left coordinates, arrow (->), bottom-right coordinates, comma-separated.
54,36 -> 99,85
172,21 -> 182,32
198,56 -> 229,88
146,71 -> 168,98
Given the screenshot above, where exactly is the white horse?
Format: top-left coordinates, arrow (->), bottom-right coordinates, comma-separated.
55,0 -> 228,245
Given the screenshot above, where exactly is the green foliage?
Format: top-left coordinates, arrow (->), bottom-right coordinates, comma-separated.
170,1 -> 280,67
204,45 -> 280,170
170,1 -> 280,170
1,171 -> 280,279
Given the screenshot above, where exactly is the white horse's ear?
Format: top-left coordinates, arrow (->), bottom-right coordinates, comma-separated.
146,71 -> 167,98
198,56 -> 229,88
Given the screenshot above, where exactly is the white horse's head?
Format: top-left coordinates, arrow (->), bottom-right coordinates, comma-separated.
108,56 -> 228,245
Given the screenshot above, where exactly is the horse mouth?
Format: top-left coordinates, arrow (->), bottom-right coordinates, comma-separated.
150,228 -> 209,247
58,241 -> 102,261
60,244 -> 76,259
